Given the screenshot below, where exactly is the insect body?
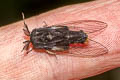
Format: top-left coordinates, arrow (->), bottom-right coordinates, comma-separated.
30,26 -> 88,51
22,13 -> 108,57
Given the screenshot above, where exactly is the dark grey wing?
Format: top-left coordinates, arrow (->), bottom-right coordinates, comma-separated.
53,20 -> 107,38
55,39 -> 108,57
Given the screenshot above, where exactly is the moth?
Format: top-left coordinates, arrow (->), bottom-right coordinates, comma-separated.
22,13 -> 108,57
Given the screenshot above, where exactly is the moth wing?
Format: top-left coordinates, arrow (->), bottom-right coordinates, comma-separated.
47,20 -> 108,57
53,20 -> 107,38
55,39 -> 108,57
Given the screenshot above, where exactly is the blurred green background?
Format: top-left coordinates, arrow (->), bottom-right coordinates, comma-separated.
0,0 -> 120,80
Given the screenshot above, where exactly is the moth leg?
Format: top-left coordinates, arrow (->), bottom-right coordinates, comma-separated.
22,40 -> 31,54
46,50 -> 56,55
43,21 -> 48,27
22,12 -> 30,36
46,50 -> 57,59
26,48 -> 33,54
